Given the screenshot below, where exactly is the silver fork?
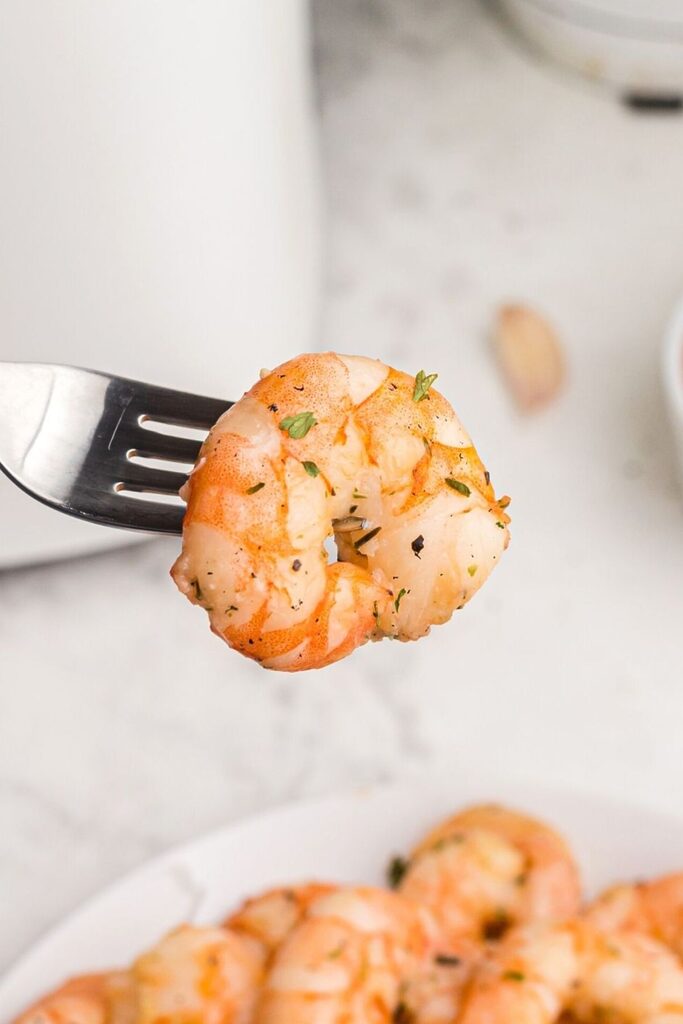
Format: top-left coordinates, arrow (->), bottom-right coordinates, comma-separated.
0,362 -> 231,535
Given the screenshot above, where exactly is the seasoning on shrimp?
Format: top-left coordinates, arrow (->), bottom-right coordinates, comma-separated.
398,804 -> 581,949
132,924 -> 263,1024
13,973 -> 135,1024
254,886 -> 430,1024
455,921 -> 683,1023
171,352 -> 510,672
585,872 -> 683,961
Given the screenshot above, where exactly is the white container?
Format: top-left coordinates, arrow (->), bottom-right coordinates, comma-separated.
499,0 -> 683,93
0,1 -> 321,567
663,298 -> 683,499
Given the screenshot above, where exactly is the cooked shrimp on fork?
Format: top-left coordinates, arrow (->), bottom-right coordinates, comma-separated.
172,352 -> 510,671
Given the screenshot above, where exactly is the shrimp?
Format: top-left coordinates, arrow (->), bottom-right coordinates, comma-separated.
171,352 -> 510,671
398,804 -> 581,949
131,924 -> 263,1024
254,886 -> 430,1023
225,883 -> 337,960
401,937 -> 482,1024
457,920 -> 683,1023
13,972 -> 135,1024
585,873 -> 683,961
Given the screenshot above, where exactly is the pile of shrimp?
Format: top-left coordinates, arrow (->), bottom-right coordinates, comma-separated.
171,353 -> 511,671
17,802 -> 683,1024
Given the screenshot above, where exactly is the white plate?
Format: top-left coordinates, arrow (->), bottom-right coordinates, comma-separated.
3,778 -> 683,1022
0,0 -> 320,570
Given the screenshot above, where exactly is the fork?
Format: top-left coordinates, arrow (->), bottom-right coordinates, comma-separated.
0,362 -> 231,535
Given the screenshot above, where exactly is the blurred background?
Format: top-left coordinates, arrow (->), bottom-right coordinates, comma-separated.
2,0 -> 683,971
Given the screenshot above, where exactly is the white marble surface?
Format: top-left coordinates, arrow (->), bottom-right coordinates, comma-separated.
2,0 -> 683,975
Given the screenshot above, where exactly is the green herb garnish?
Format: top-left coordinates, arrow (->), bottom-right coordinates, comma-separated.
246,481 -> 265,494
496,521 -> 505,529
279,411 -> 317,439
387,855 -> 409,888
302,460 -> 320,477
412,369 -> 438,402
352,488 -> 367,500
467,564 -> 478,577
394,587 -> 407,613
445,478 -> 470,496
503,971 -> 525,983
355,526 -> 381,550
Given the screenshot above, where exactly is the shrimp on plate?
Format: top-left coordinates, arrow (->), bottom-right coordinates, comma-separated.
400,936 -> 481,1024
130,923 -> 263,1024
585,873 -> 683,961
398,804 -> 581,950
225,883 -> 337,960
456,920 -> 683,1023
393,806 -> 580,1022
13,972 -> 135,1024
171,352 -> 510,671
253,885 -> 430,1023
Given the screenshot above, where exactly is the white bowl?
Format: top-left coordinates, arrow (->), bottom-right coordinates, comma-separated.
663,297 -> 683,495
499,0 -> 683,92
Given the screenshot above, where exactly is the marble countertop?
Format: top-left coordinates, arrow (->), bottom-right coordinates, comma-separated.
2,0 -> 683,975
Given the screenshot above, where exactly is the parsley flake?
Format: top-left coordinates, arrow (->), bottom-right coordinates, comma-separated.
302,460 -> 320,477
387,855 -> 409,888
394,588 -> 407,613
279,411 -> 317,439
445,478 -> 471,496
246,481 -> 265,494
503,971 -> 525,983
467,564 -> 478,577
412,369 -> 438,402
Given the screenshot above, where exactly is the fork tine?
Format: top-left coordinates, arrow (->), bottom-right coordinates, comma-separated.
116,462 -> 189,496
0,362 -> 230,536
101,495 -> 186,534
131,380 -> 232,431
130,431 -> 203,465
